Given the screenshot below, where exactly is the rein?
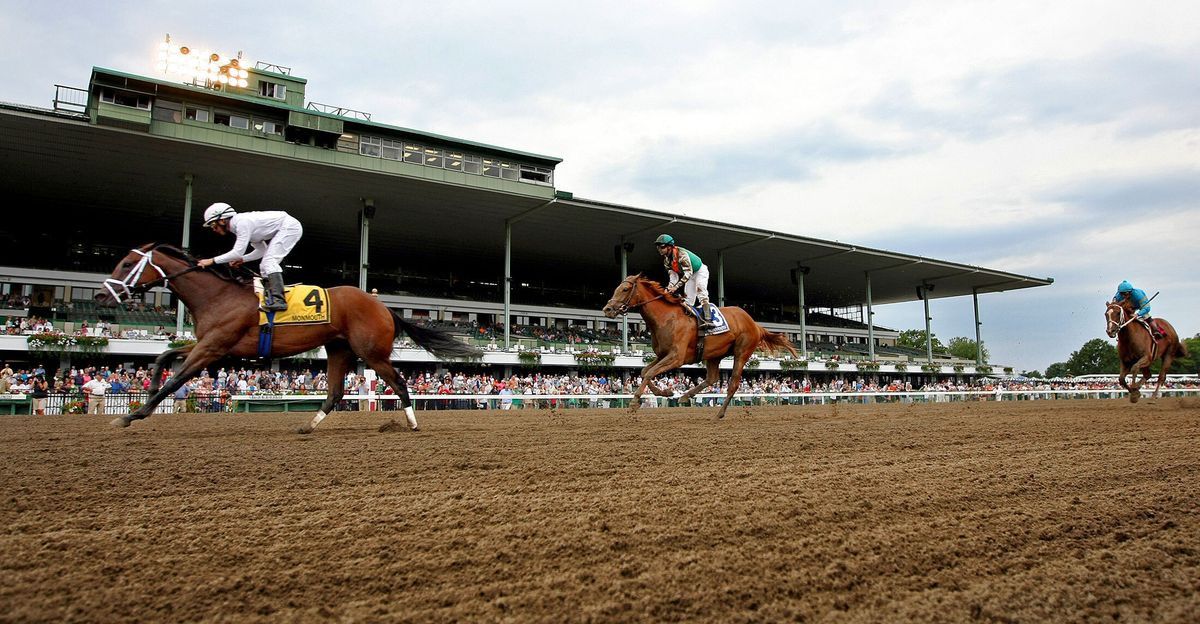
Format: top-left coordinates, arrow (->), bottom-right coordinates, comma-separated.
608,278 -> 665,315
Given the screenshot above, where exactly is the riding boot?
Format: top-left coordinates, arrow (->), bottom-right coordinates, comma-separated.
1148,317 -> 1164,340
697,297 -> 715,330
262,273 -> 289,312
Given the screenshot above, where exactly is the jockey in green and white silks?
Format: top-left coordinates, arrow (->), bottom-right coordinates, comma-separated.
655,234 -> 714,329
1114,280 -> 1163,338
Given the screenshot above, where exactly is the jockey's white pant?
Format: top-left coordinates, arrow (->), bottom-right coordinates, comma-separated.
258,220 -> 303,275
669,264 -> 710,307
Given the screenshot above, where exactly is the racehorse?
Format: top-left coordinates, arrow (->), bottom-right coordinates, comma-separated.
602,274 -> 798,418
96,243 -> 481,432
1105,299 -> 1187,403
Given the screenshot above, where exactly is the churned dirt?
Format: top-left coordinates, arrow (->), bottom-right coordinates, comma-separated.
2,399 -> 1199,623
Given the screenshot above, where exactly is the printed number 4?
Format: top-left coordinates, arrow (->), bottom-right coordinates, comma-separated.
303,288 -> 324,314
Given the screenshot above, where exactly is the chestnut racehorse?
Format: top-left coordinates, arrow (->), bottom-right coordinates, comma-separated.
1105,299 -> 1187,403
602,274 -> 798,418
96,243 -> 481,432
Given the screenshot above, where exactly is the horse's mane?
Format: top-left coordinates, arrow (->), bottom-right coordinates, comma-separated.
636,275 -> 683,304
143,242 -> 255,286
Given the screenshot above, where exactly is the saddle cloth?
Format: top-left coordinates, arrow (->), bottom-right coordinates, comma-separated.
256,283 -> 331,325
696,305 -> 730,335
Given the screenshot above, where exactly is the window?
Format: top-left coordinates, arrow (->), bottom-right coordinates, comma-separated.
519,165 -> 552,185
463,155 -> 481,174
481,158 -> 501,177
214,111 -> 250,130
254,120 -> 283,135
402,142 -> 423,164
185,106 -> 210,122
99,88 -> 151,110
423,147 -> 444,168
359,135 -> 382,157
258,81 -> 286,100
381,139 -> 402,160
152,99 -> 183,123
499,161 -> 518,181
444,151 -> 464,171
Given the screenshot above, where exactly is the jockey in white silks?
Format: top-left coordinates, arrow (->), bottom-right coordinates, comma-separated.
197,202 -> 304,312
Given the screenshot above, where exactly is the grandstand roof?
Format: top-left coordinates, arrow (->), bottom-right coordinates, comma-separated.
0,78 -> 1052,309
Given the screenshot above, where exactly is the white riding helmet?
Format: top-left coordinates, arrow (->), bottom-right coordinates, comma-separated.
203,202 -> 236,227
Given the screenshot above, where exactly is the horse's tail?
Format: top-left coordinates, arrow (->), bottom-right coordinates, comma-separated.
390,310 -> 483,360
758,327 -> 799,358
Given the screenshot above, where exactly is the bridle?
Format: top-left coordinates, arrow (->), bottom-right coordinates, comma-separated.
102,248 -> 204,303
1105,301 -> 1138,337
606,276 -> 664,315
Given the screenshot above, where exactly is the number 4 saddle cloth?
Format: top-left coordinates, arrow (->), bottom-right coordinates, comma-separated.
255,284 -> 332,326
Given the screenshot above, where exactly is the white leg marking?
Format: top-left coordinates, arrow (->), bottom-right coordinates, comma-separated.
309,410 -> 328,430
405,406 -> 419,430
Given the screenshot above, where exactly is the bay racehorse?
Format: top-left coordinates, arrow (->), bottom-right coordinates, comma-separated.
96,243 -> 481,432
602,274 -> 798,418
1105,299 -> 1187,403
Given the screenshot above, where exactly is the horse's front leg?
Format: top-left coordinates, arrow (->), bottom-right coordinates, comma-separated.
148,346 -> 193,393
1126,355 -> 1152,404
631,353 -> 686,411
114,343 -> 225,427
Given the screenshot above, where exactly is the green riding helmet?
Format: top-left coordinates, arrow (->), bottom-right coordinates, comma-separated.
655,234 -> 675,246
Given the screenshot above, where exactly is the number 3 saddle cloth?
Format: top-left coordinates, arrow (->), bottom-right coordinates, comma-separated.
255,284 -> 332,326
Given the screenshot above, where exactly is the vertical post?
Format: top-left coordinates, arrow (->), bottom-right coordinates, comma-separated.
973,287 -> 983,366
865,272 -> 875,361
717,251 -> 725,307
797,264 -> 807,360
923,285 -> 933,363
176,174 -> 193,335
504,220 -> 512,350
359,198 -> 373,291
620,241 -> 629,352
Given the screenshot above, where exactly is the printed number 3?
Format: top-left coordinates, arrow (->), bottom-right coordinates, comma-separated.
303,288 -> 324,314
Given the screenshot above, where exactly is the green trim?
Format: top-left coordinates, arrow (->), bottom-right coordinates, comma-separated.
91,67 -> 563,165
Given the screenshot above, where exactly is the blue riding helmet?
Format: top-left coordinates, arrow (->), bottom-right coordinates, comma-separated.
655,234 -> 675,246
1116,280 -> 1134,294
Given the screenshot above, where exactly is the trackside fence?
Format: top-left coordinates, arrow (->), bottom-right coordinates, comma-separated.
3,389 -> 1197,415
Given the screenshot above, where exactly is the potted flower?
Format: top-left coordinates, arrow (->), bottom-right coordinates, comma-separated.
780,357 -> 808,370
824,360 -> 840,370
745,356 -> 760,370
643,353 -> 658,364
895,362 -> 909,372
574,350 -> 616,370
858,361 -> 880,372
921,364 -> 941,373
977,365 -> 993,374
128,399 -> 144,413
517,351 -> 542,368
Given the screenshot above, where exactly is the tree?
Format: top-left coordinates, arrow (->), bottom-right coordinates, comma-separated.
898,329 -> 943,351
947,337 -> 989,362
1064,338 -> 1119,375
1171,334 -> 1200,375
1045,362 -> 1070,378
1024,370 -> 1044,378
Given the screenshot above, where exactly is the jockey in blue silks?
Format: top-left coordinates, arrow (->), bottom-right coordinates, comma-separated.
1113,281 -> 1163,338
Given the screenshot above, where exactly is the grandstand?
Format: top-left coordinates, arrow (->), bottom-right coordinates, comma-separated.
0,43 -> 1052,376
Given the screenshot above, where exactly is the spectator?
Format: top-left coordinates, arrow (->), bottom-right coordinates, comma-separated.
82,375 -> 108,415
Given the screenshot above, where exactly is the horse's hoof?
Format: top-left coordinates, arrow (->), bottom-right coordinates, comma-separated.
1129,392 -> 1140,404
296,425 -> 313,435
110,417 -> 130,428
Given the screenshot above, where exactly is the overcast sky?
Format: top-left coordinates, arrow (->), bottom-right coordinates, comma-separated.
2,0 -> 1197,371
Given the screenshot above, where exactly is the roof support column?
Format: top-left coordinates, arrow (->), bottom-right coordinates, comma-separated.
504,220 -> 512,349
175,173 -> 193,336
865,272 -> 875,361
359,198 -> 374,292
922,283 -> 934,364
973,287 -> 983,366
796,264 -> 808,360
717,251 -> 725,307
620,239 -> 629,352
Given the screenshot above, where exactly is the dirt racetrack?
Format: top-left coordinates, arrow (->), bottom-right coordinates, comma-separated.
2,398 -> 1199,623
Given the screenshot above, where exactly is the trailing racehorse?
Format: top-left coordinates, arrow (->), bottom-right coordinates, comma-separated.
602,274 -> 798,418
1105,299 -> 1187,403
96,243 -> 481,432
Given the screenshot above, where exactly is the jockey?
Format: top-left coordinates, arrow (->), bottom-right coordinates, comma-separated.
655,234 -> 715,330
197,202 -> 304,312
1113,280 -> 1163,339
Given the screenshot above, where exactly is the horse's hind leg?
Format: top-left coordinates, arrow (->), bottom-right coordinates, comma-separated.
367,358 -> 419,430
300,340 -> 353,434
679,359 -> 720,405
148,346 -> 192,393
716,350 -> 753,419
1153,352 -> 1176,400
